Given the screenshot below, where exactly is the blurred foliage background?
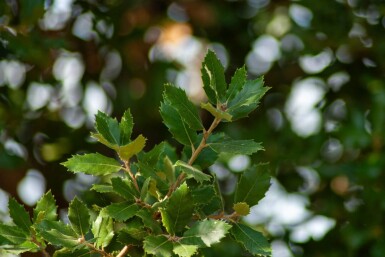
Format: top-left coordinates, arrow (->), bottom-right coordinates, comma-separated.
1,0 -> 385,256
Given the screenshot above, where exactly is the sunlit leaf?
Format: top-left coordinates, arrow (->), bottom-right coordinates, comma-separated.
143,235 -> 173,257
183,219 -> 231,247
173,242 -> 198,257
118,134 -> 146,161
91,212 -> 114,248
33,190 -> 57,223
62,153 -> 122,176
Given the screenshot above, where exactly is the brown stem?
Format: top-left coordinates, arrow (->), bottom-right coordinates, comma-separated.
166,117 -> 221,198
123,161 -> 140,192
116,245 -> 131,257
41,249 -> 51,257
208,211 -> 240,222
83,242 -> 113,257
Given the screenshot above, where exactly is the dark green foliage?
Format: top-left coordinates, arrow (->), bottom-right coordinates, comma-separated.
0,51 -> 270,256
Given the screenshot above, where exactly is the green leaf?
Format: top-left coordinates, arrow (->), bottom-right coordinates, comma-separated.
175,160 -> 211,183
226,66 -> 247,103
160,183 -> 194,234
173,242 -> 198,257
231,223 -> 271,256
90,184 -> 113,193
0,224 -> 27,244
143,235 -> 173,257
234,164 -> 271,207
202,50 -> 227,103
209,139 -> 264,155
91,212 -> 114,248
36,220 -> 78,248
8,198 -> 32,234
62,153 -> 122,176
111,177 -> 139,201
227,77 -> 270,120
119,109 -> 134,145
0,241 -> 39,254
33,190 -> 57,222
95,111 -> 121,146
118,134 -> 146,161
68,197 -> 90,236
201,102 -> 232,121
233,202 -> 250,216
53,248 -> 90,257
183,220 -> 231,247
136,209 -> 163,234
201,62 -> 217,104
19,0 -> 45,24
163,84 -> 204,130
160,100 -> 197,146
163,156 -> 176,184
103,202 -> 140,221
118,218 -> 148,241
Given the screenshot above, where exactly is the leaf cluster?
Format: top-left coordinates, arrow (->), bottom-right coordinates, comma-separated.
0,50 -> 271,257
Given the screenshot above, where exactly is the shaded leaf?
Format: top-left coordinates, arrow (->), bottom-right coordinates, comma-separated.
136,209 -> 163,234
143,235 -> 173,257
209,139 -> 264,155
202,50 -> 227,103
103,202 -> 140,222
95,111 -> 120,146
0,224 -> 27,244
33,190 -> 57,222
62,153 -> 122,176
36,220 -> 78,248
68,197 -> 90,236
8,198 -> 32,234
183,220 -> 231,247
160,100 -> 197,146
175,160 -> 211,183
163,84 -> 203,130
53,248 -> 90,257
234,164 -> 271,207
111,177 -> 139,201
231,223 -> 271,256
160,183 -> 194,234
201,61 -> 217,104
118,218 -> 148,241
91,212 -> 114,248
